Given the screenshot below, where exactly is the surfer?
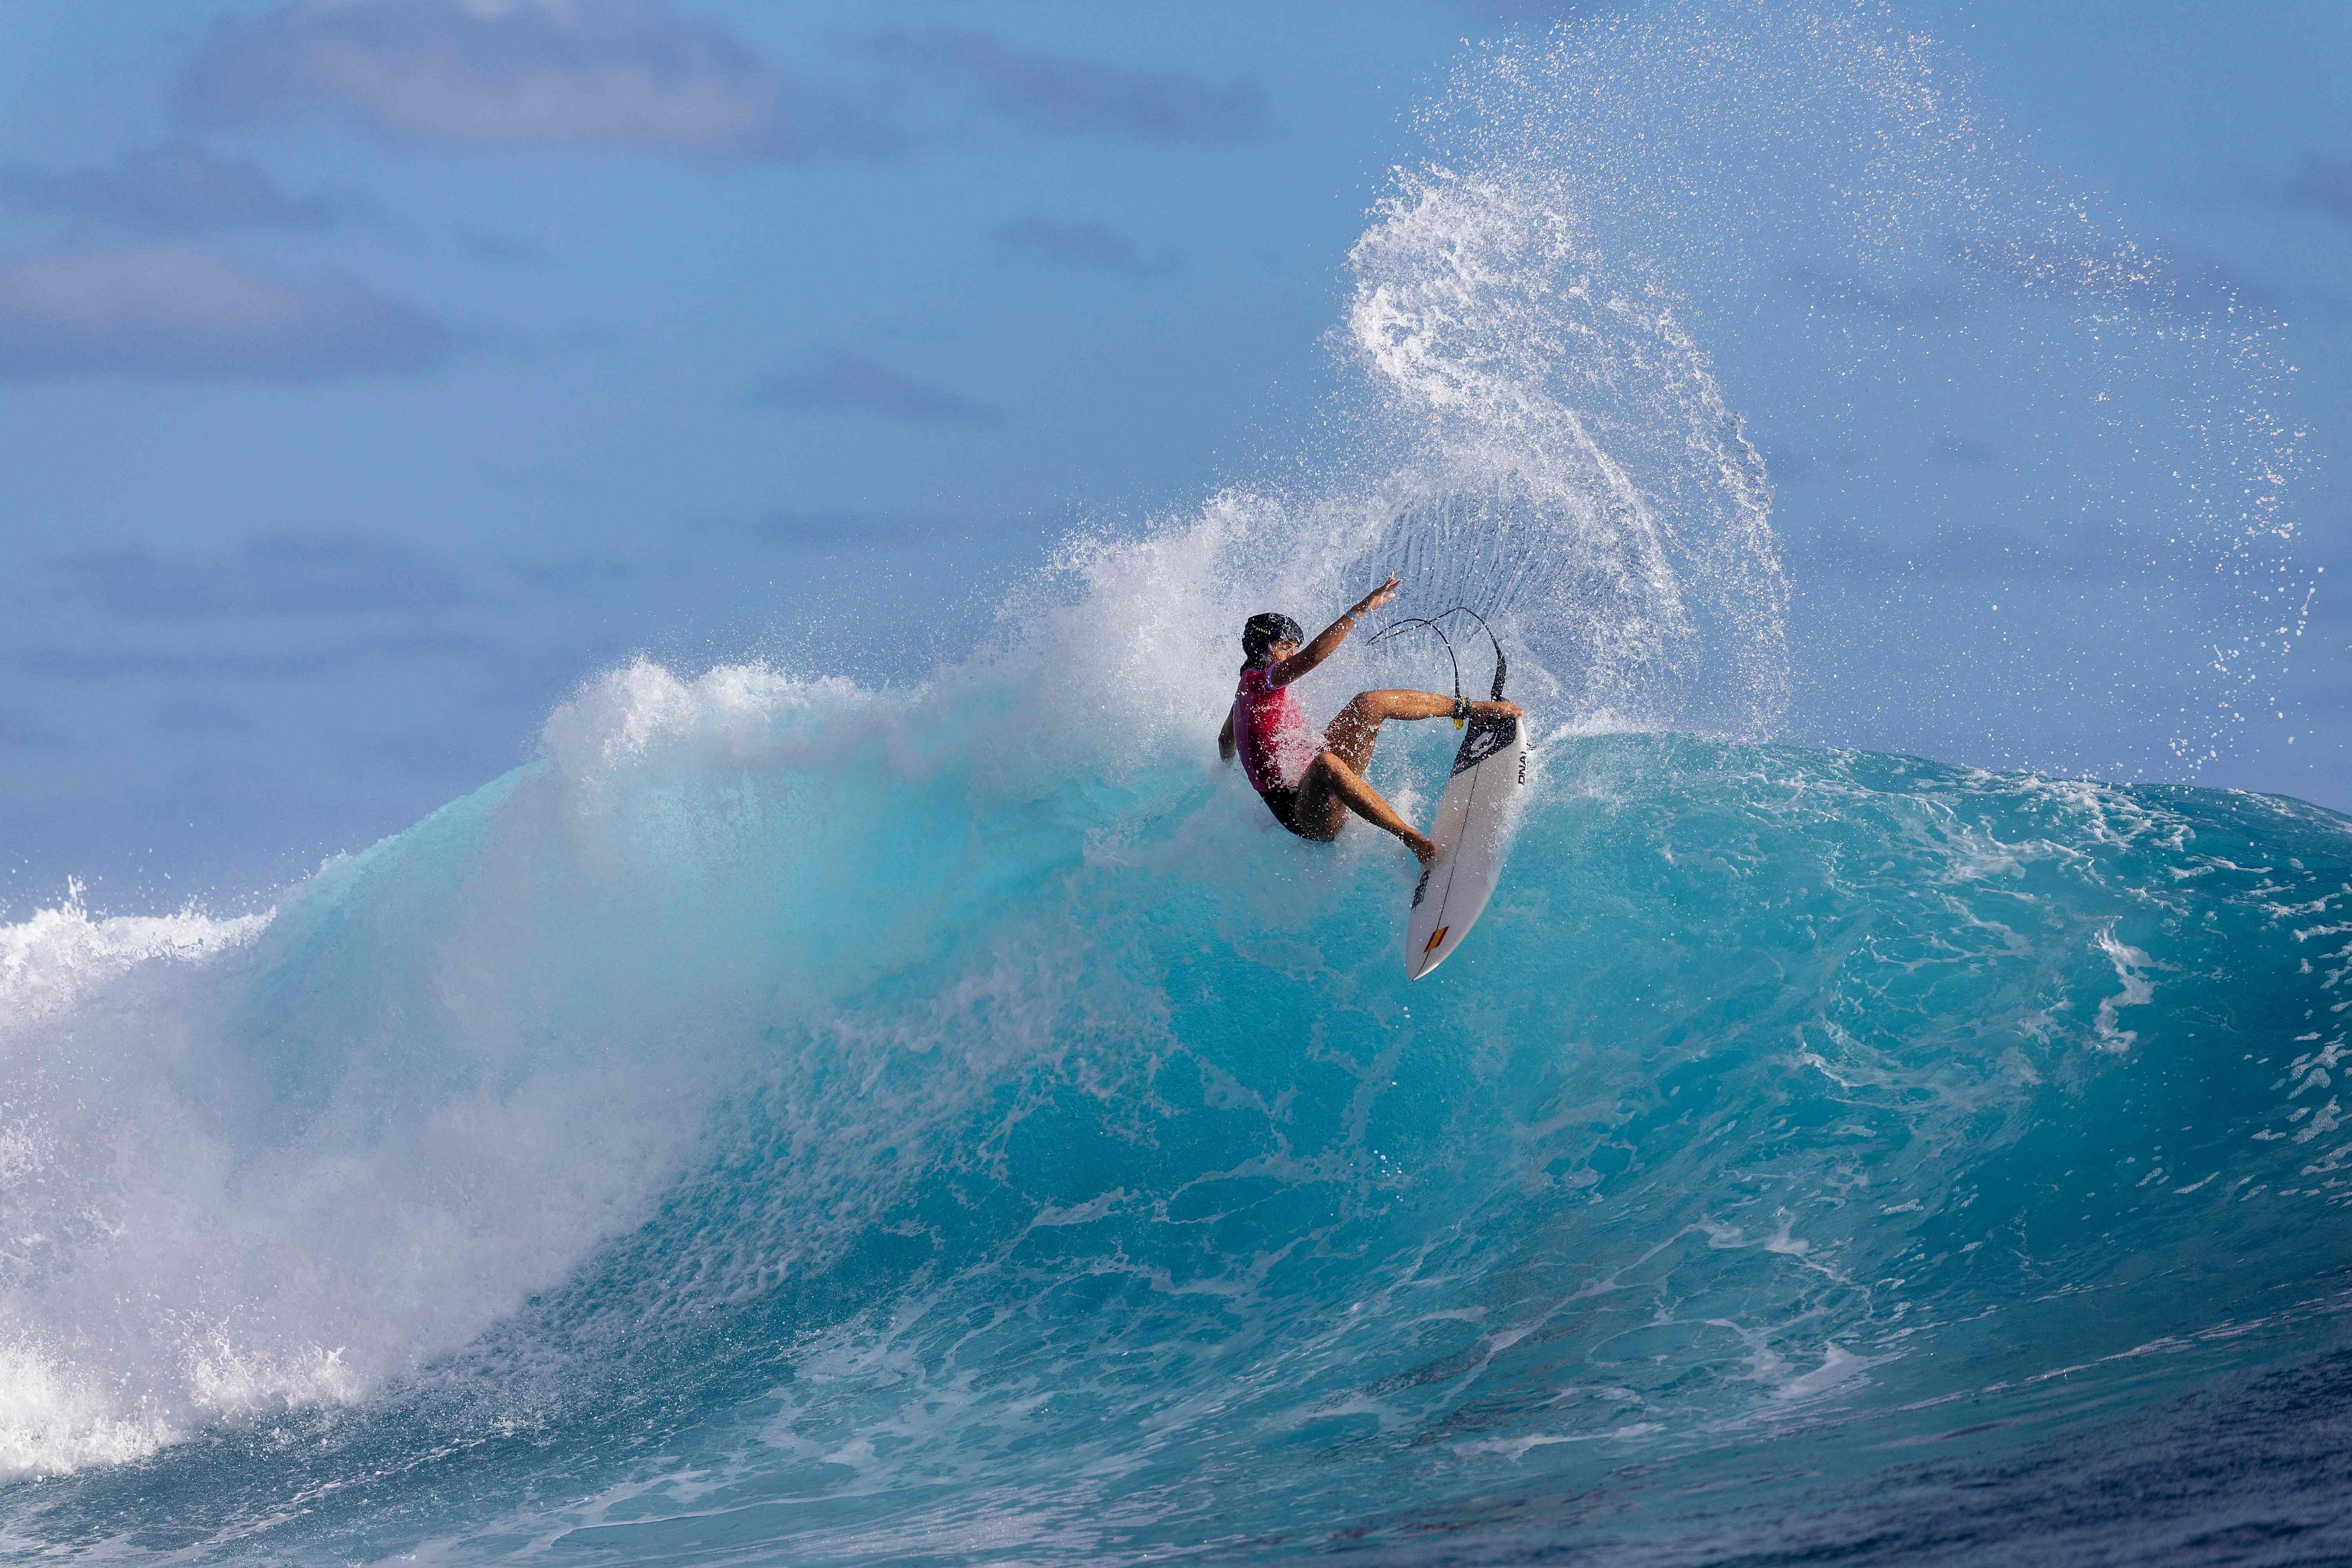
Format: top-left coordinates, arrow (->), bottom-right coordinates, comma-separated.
1218,575 -> 1521,868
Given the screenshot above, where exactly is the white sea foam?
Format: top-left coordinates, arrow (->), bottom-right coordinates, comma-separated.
0,878 -> 269,1020
0,713 -> 854,1476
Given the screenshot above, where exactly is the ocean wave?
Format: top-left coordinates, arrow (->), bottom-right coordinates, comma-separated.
0,2 -> 2331,1558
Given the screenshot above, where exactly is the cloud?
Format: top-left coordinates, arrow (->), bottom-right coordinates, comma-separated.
0,245 -> 450,379
747,350 -> 1000,424
51,533 -> 468,620
1759,443 -> 1860,488
0,708 -> 70,751
2210,153 -> 2352,227
1797,240 -> 2244,321
152,696 -> 256,735
753,509 -> 915,547
1970,236 -> 2352,321
500,552 -> 637,592
1933,435 -> 2000,470
1780,262 -> 1953,323
997,216 -> 1176,275
1800,523 -> 2128,580
1947,234 -> 2267,317
1453,1 -> 1612,15
178,0 -> 880,160
325,721 -> 525,780
454,226 -> 547,265
866,30 -> 1265,142
2283,156 -> 2352,225
2,143 -> 336,234
20,629 -> 508,681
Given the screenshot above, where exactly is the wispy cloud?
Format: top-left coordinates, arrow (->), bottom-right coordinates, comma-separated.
172,5 -> 1271,163
866,30 -> 1265,142
500,552 -> 637,593
1947,234 -> 2270,317
0,708 -> 70,751
1780,262 -> 1953,324
2,143 -> 336,234
2209,152 -> 2352,227
2283,156 -> 2352,225
455,226 -> 548,266
51,533 -> 468,620
754,509 -> 917,547
20,629 -> 508,682
179,0 -> 884,160
1454,1 -> 1614,16
152,696 -> 256,736
1932,435 -> 2001,470
997,216 -> 1176,276
1801,522 -> 2131,579
1798,236 -> 2300,323
747,350 -> 1000,425
325,721 -> 526,780
0,246 -> 452,379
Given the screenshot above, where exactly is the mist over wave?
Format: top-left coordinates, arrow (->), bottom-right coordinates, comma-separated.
2,4 -> 2342,1563
1344,2 -> 2305,778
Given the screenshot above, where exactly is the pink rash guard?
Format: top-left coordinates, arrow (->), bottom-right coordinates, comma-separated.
1232,663 -> 1318,793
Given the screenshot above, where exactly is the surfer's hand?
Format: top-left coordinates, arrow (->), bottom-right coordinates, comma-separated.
1353,575 -> 1401,618
1472,700 -> 1521,719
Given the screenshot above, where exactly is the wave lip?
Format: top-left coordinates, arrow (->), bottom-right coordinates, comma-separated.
0,880 -> 269,1023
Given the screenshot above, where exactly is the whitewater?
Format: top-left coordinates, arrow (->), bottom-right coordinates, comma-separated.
4,7 -> 2345,1563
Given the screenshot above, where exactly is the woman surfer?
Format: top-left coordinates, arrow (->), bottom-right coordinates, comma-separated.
1217,575 -> 1521,868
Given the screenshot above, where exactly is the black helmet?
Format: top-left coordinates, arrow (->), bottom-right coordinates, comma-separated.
1241,612 -> 1303,662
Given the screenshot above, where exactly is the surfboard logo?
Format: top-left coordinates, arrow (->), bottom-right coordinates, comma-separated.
1425,926 -> 1448,955
1449,715 -> 1517,777
1411,865 -> 1431,908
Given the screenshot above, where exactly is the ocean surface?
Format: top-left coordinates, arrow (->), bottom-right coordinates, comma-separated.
4,7 -> 2339,1561
5,674 -> 2349,1563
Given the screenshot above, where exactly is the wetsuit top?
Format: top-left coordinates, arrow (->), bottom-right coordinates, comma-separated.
1232,662 -> 1317,793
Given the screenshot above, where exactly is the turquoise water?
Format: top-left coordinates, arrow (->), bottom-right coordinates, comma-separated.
5,664 -> 2347,1560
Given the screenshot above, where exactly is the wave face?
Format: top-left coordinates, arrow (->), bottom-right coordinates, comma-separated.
3,656 -> 2349,1562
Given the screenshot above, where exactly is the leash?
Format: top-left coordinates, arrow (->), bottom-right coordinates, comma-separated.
1367,606 -> 1508,728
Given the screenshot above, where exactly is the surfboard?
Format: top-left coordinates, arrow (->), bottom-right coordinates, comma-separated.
1405,710 -> 1526,980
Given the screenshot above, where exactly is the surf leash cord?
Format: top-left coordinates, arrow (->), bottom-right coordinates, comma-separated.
1367,605 -> 1508,728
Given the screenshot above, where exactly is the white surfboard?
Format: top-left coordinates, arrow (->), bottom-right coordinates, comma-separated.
1405,710 -> 1527,980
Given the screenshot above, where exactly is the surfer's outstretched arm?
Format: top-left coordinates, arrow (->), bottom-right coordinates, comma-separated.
1267,575 -> 1401,687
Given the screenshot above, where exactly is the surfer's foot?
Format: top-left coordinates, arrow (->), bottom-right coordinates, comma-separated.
1408,833 -> 1441,869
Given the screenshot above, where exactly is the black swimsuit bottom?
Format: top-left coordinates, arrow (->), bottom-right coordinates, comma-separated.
1259,785 -> 1336,843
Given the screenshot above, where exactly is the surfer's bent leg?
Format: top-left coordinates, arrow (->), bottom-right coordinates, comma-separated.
1298,691 -> 1523,867
1323,690 -> 1457,772
1296,752 -> 1439,868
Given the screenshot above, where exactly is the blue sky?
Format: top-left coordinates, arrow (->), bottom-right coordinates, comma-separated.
1,0 -> 2346,913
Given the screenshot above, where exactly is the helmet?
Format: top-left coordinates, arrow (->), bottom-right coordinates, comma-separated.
1241,612 -> 1303,661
